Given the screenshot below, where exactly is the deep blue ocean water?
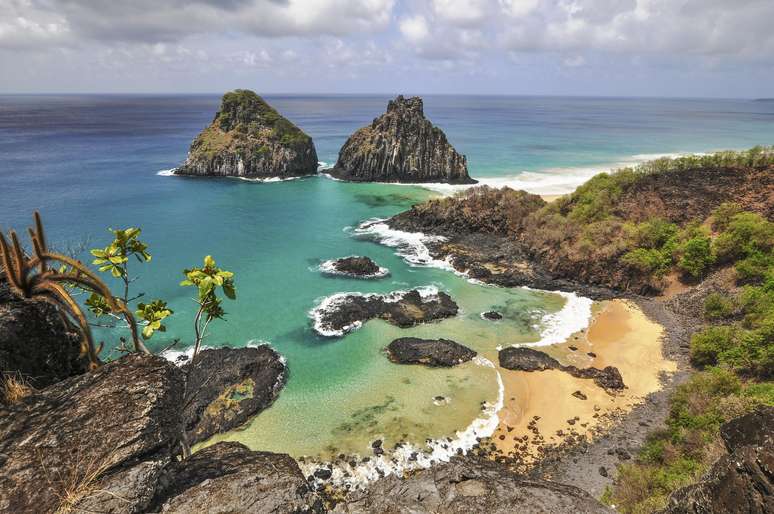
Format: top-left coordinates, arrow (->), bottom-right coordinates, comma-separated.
1,94 -> 773,462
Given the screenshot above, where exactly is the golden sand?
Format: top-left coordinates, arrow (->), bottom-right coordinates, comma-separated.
491,299 -> 676,463
540,194 -> 563,203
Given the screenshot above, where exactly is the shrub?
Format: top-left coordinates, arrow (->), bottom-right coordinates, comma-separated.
711,202 -> 742,231
630,218 -> 679,249
735,250 -> 774,284
622,248 -> 672,276
703,292 -> 736,320
713,212 -> 774,264
678,235 -> 714,278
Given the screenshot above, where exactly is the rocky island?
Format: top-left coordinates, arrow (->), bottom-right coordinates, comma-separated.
386,337 -> 477,367
330,96 -> 476,184
319,256 -> 389,279
175,89 -> 318,179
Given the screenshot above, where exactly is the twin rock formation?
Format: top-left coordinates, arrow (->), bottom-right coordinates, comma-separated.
176,90 -> 475,184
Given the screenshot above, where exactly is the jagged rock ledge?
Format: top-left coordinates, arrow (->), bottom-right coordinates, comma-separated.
175,89 -> 318,179
330,95 -> 476,185
386,337 -> 476,367
310,288 -> 458,337
320,256 -> 389,279
499,347 -> 625,393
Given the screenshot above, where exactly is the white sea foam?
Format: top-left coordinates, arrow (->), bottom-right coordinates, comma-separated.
299,356 -> 505,489
156,168 -> 176,176
317,161 -> 334,171
319,258 -> 390,279
160,344 -> 211,365
356,150 -> 710,197
352,218 -> 452,269
525,289 -> 594,346
309,286 -> 442,337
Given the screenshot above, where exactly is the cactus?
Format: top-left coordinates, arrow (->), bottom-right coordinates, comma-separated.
0,212 -> 150,368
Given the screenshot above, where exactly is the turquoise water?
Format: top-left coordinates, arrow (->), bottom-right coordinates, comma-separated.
1,95 -> 773,463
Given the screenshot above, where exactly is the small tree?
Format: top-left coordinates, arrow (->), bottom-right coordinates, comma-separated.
88,227 -> 172,352
180,255 -> 236,359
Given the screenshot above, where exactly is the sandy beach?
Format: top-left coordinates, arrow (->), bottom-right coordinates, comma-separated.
490,299 -> 677,465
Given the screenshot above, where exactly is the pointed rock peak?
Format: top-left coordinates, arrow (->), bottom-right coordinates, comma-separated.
387,95 -> 424,117
175,89 -> 318,179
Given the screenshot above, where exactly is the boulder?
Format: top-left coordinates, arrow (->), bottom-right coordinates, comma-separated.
175,89 -> 318,179
0,278 -> 87,388
482,311 -> 503,320
148,442 -> 321,513
321,256 -> 389,279
330,96 -> 476,184
312,289 -> 459,337
659,407 -> 774,514
499,347 -> 561,372
182,346 -> 287,446
333,457 -> 611,513
387,337 -> 477,367
0,354 -> 184,513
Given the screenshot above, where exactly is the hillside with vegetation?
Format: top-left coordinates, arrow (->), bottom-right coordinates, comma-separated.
389,146 -> 773,512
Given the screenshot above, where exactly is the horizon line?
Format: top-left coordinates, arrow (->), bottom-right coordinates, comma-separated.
0,91 -> 767,101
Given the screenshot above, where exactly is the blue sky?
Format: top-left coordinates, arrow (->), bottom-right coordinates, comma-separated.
1,0 -> 773,97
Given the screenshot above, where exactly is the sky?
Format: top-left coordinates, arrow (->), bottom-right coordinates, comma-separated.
1,0 -> 773,97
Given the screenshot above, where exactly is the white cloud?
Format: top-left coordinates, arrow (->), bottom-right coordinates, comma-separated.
499,0 -> 539,17
399,15 -> 430,43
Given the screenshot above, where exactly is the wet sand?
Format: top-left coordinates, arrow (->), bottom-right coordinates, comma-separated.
491,299 -> 676,464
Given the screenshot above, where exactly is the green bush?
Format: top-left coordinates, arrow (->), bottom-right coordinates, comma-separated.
622,248 -> 672,276
678,236 -> 714,278
736,250 -> 774,284
713,212 -> 774,264
703,292 -> 736,320
711,202 -> 742,231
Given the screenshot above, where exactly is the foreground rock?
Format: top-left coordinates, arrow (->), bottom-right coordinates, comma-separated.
182,346 -> 287,446
330,96 -> 476,184
659,407 -> 774,514
333,457 -> 611,513
499,347 -> 625,392
175,89 -> 318,179
320,256 -> 389,279
0,278 -> 87,388
0,354 -> 184,513
148,442 -> 321,513
387,337 -> 476,367
312,288 -> 459,337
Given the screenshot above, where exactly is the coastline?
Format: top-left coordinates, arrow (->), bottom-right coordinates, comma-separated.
487,299 -> 678,474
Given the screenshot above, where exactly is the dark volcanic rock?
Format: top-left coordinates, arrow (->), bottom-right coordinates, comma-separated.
321,256 -> 388,279
149,442 -> 320,513
499,346 -> 625,392
387,337 -> 476,367
482,310 -> 503,320
175,89 -> 318,179
330,96 -> 475,184
659,407 -> 774,514
499,347 -> 562,372
0,354 -> 184,514
0,278 -> 88,388
334,457 -> 611,513
182,346 -> 287,446
312,288 -> 459,337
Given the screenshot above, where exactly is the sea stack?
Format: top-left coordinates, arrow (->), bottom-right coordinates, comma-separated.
175,89 -> 318,179
330,95 -> 476,184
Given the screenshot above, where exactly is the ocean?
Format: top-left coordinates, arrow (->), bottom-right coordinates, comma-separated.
1,94 -> 773,479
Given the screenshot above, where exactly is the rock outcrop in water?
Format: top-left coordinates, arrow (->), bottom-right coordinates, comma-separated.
320,256 -> 389,279
499,347 -> 625,393
330,96 -> 476,184
175,89 -> 318,179
387,337 -> 476,367
181,346 -> 287,446
311,289 -> 459,337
